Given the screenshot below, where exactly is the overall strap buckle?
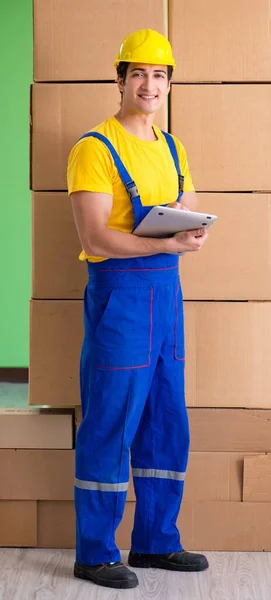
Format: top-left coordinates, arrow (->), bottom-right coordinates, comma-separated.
125,180 -> 139,199
178,174 -> 184,193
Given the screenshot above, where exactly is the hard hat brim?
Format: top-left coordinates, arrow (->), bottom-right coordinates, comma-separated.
114,58 -> 176,69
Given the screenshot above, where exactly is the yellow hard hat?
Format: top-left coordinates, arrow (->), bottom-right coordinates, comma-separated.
114,29 -> 176,70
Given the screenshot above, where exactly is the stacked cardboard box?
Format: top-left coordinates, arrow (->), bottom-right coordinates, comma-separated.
168,0 -> 271,551
0,408 -> 74,546
46,407 -> 271,551
19,0 -> 271,550
24,0 -> 169,551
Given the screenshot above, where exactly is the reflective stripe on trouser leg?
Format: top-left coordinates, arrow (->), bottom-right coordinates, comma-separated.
75,478 -> 129,492
132,469 -> 186,481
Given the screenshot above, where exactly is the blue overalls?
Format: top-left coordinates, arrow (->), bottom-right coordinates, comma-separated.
74,130 -> 190,566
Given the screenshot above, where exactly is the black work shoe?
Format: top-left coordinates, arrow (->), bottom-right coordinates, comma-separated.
128,550 -> 209,572
74,560 -> 138,589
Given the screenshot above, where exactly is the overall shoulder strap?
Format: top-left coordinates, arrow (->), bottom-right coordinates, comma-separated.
78,131 -> 139,200
161,130 -> 184,199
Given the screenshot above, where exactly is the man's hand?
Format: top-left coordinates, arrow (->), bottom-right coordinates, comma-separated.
170,228 -> 209,253
167,201 -> 209,252
168,201 -> 190,211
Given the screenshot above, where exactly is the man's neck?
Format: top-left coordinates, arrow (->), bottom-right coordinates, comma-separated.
114,109 -> 157,142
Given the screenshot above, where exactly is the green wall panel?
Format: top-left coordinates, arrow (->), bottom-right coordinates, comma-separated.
0,1 -> 32,366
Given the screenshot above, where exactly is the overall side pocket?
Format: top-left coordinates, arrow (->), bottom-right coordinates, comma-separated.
94,286 -> 153,370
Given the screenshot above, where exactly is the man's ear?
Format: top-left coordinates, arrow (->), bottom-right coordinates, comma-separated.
116,76 -> 124,94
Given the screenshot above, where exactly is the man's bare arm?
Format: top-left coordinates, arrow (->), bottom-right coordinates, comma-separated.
169,191 -> 199,212
71,191 -> 207,258
181,191 -> 198,211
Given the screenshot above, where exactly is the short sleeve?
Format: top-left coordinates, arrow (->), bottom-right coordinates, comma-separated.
67,137 -> 114,196
171,136 -> 195,192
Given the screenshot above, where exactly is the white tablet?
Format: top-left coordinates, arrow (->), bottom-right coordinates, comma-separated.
133,206 -> 218,238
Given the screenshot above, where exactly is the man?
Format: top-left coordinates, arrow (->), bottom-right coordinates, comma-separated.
67,29 -> 209,590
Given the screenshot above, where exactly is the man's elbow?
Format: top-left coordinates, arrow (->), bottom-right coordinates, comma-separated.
82,232 -> 109,258
83,240 -> 103,257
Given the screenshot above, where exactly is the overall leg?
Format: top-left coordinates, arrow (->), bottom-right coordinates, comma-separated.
130,282 -> 190,554
130,357 -> 189,553
75,282 -> 158,566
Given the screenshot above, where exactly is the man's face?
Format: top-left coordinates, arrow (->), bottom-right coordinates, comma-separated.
118,63 -> 170,115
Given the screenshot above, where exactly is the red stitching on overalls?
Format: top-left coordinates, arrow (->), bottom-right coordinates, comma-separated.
96,287 -> 154,370
174,284 -> 185,361
98,266 -> 178,273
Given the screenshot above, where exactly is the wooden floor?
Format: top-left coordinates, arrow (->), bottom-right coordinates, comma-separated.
1,549 -> 271,599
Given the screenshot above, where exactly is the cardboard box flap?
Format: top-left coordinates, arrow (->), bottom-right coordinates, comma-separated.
243,454 -> 271,502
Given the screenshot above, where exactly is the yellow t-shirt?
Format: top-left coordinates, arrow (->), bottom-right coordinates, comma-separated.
67,116 -> 195,262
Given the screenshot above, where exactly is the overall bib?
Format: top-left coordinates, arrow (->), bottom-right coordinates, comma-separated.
74,131 -> 190,566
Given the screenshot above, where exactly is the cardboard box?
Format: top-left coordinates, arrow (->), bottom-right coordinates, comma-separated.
32,192 -> 271,301
30,300 -> 271,408
127,452 -> 249,502
169,0 -> 271,82
189,409 -> 271,453
74,406 -> 271,453
243,454 -> 271,502
4,445 -> 246,503
38,500 -> 75,548
183,452 -> 245,502
32,192 -> 86,299
181,194 -> 271,300
185,302 -> 271,408
35,499 -> 271,551
119,501 -> 271,551
0,501 -> 37,547
0,408 -> 73,449
33,0 -> 167,81
0,450 -> 74,500
171,84 -> 271,191
31,83 -> 168,191
29,300 -> 83,406
179,501 -> 271,551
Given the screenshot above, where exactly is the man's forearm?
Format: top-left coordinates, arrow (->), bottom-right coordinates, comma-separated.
181,191 -> 198,211
84,226 -> 177,258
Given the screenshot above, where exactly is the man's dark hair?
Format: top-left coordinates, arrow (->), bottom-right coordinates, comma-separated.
116,62 -> 173,84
